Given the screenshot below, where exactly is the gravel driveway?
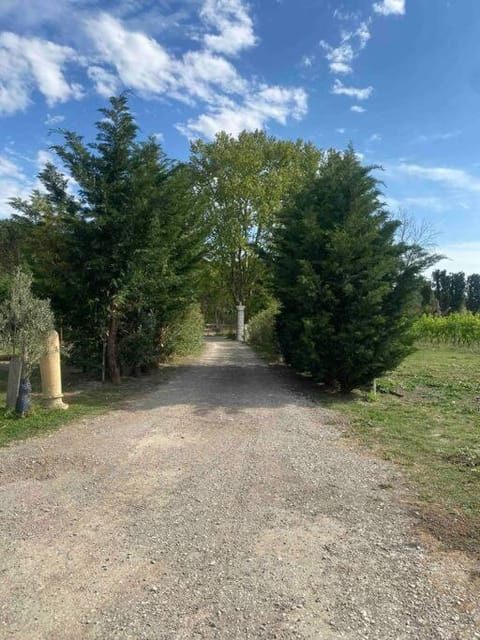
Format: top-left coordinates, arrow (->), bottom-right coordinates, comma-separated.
0,337 -> 479,639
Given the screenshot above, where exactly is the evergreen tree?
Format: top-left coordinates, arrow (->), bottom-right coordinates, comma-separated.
432,269 -> 451,314
121,163 -> 207,370
449,271 -> 466,312
466,273 -> 480,312
11,96 -> 207,380
274,147 -> 431,392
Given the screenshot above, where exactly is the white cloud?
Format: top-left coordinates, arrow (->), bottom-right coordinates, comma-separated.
355,22 -> 371,48
333,79 -> 373,100
321,40 -> 354,75
351,105 -> 366,113
333,9 -> 361,21
0,154 -> 31,216
369,133 -> 382,142
373,0 -> 406,16
397,163 -> 480,193
412,131 -> 461,144
85,12 -> 307,140
85,13 -> 175,95
200,0 -> 256,56
0,32 -> 82,114
431,243 -> 480,276
86,14 -> 246,104
177,85 -> 307,139
87,65 -> 121,98
37,150 -> 54,170
301,55 -> 314,68
336,128 -> 346,134
45,113 -> 65,126
177,50 -> 247,102
385,195 -> 447,213
320,21 -> 370,75
0,155 -> 26,180
0,177 -> 32,217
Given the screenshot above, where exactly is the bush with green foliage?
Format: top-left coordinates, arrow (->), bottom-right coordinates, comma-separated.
274,147 -> 435,392
246,302 -> 280,359
0,268 -> 55,377
159,304 -> 204,360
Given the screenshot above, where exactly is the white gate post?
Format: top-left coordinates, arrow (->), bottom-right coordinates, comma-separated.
236,305 -> 245,342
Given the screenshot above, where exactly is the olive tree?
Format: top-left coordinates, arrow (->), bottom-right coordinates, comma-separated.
0,267 -> 54,379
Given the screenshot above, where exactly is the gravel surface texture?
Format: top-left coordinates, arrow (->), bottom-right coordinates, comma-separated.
0,337 -> 479,639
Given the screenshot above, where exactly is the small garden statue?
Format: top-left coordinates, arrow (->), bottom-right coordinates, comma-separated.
15,378 -> 32,417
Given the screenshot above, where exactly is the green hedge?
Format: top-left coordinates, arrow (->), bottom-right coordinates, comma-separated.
247,302 -> 280,360
160,304 -> 205,360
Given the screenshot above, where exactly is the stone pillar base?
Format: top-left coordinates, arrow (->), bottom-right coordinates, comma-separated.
43,396 -> 69,410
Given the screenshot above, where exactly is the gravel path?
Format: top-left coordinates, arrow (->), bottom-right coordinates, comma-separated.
0,337 -> 479,639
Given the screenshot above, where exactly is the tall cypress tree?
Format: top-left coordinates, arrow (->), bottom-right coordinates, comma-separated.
449,272 -> 466,312
432,269 -> 451,314
466,273 -> 480,313
274,147 -> 429,392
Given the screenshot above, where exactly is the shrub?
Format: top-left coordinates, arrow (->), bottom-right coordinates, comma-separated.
0,268 -> 55,377
247,302 -> 281,360
159,304 -> 204,360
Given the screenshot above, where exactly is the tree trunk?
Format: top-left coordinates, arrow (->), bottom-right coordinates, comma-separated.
107,315 -> 121,384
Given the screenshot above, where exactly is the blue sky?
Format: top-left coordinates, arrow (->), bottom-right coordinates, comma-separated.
0,0 -> 479,274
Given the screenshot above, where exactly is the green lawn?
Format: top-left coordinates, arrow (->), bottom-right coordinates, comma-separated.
0,365 -> 169,448
322,345 -> 480,554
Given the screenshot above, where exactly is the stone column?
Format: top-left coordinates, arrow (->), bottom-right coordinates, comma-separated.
236,305 -> 245,342
6,355 -> 22,410
40,330 -> 68,410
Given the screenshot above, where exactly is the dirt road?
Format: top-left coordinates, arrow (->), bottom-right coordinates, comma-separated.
0,338 -> 478,639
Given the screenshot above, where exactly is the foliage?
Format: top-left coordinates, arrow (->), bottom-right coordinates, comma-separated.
9,95 -> 206,381
119,162 -> 207,371
413,312 -> 480,349
198,259 -> 236,331
430,269 -> 472,314
323,345 -> 480,554
467,274 -> 480,313
190,130 -> 321,316
0,268 -> 54,376
159,304 -> 204,360
274,147 -> 434,392
246,302 -> 280,360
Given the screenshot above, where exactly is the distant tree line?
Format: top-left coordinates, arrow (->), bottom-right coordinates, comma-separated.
421,270 -> 480,315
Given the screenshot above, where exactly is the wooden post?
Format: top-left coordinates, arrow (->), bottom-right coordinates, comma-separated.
6,356 -> 22,410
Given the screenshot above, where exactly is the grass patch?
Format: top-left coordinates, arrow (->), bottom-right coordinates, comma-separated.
0,364 -> 170,448
321,345 -> 480,555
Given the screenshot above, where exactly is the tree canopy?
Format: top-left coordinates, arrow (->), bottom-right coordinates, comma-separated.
9,95 -> 206,382
274,147 -> 432,392
190,130 -> 321,317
